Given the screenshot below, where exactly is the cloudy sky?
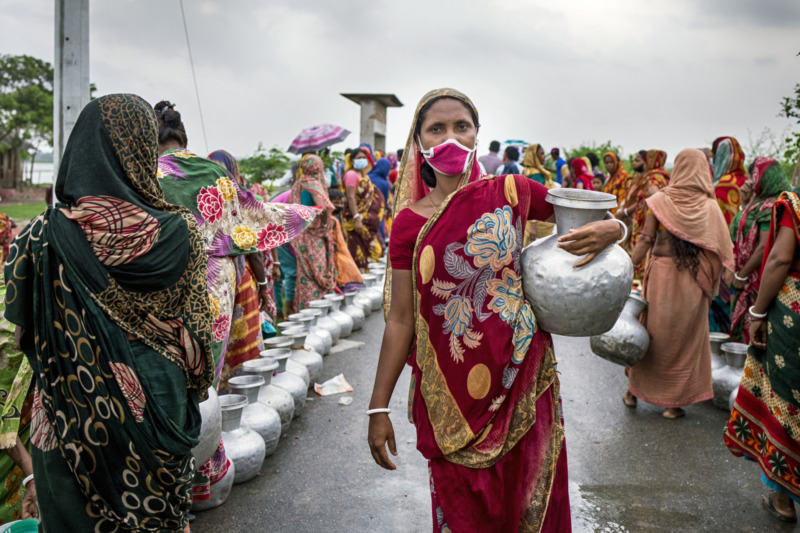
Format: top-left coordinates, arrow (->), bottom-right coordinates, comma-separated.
3,0 -> 799,164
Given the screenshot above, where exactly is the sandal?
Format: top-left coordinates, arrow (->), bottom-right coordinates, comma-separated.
622,392 -> 637,408
763,492 -> 797,523
662,408 -> 685,419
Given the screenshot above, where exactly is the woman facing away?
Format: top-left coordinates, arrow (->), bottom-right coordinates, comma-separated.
5,94 -> 215,532
727,157 -> 790,343
724,190 -> 800,524
713,136 -> 747,226
625,149 -> 734,419
367,88 -> 624,532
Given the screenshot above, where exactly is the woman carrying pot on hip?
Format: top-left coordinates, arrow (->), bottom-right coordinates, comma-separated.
367,88 -> 623,532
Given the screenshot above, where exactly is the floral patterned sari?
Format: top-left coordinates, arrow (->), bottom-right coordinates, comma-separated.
602,151 -> 630,216
713,136 -> 747,226
626,150 -> 670,279
290,155 -> 338,309
725,192 -> 800,501
342,173 -> 385,269
390,88 -> 570,532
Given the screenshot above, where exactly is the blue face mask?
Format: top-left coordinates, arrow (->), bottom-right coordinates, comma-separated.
353,158 -> 368,170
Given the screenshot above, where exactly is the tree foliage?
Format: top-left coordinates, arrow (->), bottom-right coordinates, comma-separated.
779,83 -> 800,182
238,143 -> 293,187
565,140 -> 630,172
0,54 -> 54,187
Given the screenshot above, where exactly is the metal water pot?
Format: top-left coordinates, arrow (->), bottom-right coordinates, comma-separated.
191,454 -> 235,512
307,300 -> 342,343
228,375 -> 282,456
520,189 -> 633,336
361,274 -> 383,312
589,292 -> 649,366
291,312 -> 331,355
352,290 -> 373,316
342,292 -> 366,331
243,356 -> 294,433
219,394 -> 266,484
711,343 -> 747,410
289,312 -> 331,353
323,293 -> 354,337
729,387 -> 738,412
283,330 -> 324,385
259,342 -> 308,418
263,337 -> 310,386
709,332 -> 730,370
276,320 -> 301,334
192,387 -> 222,467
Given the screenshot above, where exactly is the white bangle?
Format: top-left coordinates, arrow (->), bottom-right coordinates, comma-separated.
733,272 -> 748,282
748,306 -> 767,319
607,217 -> 628,245
257,280 -> 269,287
22,474 -> 34,488
366,408 -> 391,416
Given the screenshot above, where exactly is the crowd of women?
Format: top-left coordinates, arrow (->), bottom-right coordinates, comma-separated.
0,86 -> 795,531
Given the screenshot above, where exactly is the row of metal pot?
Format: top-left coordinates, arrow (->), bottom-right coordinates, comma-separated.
190,261 -> 387,512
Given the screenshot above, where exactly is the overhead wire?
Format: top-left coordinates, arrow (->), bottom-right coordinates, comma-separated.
179,0 -> 209,154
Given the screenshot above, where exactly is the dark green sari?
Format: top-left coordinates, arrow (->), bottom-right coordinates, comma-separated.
4,95 -> 214,532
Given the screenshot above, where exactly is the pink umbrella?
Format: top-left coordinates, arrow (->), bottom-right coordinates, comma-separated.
288,124 -> 350,154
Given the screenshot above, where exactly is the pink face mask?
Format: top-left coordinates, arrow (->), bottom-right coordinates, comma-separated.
418,137 -> 476,176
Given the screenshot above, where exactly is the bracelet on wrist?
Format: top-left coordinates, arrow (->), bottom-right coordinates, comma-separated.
366,408 -> 391,416
22,474 -> 34,488
733,272 -> 748,282
257,280 -> 269,287
748,305 -> 767,319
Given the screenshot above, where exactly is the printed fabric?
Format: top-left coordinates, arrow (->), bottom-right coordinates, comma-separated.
713,137 -> 747,226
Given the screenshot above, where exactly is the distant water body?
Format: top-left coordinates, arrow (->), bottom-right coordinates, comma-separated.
21,161 -> 55,185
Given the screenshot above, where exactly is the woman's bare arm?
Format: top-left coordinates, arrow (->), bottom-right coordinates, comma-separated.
749,226 -> 796,348
368,268 -> 415,471
631,212 -> 657,266
733,229 -> 769,286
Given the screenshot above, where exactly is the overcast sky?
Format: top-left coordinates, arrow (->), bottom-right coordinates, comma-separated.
3,0 -> 799,164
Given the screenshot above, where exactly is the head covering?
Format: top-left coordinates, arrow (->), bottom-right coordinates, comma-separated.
387,152 -> 398,169
551,147 -> 560,157
522,143 -> 552,186
733,157 -> 790,256
713,137 -> 746,186
392,88 -> 481,215
208,149 -> 243,186
646,148 -> 734,272
368,158 -> 392,181
645,150 -> 667,172
570,158 -> 594,190
293,154 -> 334,212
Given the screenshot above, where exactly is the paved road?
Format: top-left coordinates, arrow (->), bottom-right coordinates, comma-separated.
195,312 -> 792,533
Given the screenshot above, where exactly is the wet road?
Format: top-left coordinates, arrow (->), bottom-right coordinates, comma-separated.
195,312 -> 791,532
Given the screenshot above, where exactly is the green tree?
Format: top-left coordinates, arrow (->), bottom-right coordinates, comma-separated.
238,143 -> 293,187
565,140 -> 629,173
779,82 -> 800,184
0,54 -> 54,187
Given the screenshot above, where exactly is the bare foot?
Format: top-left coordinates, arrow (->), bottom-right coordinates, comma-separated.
622,391 -> 637,408
663,408 -> 685,419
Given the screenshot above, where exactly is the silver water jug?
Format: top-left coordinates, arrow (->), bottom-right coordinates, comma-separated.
243,356 -> 294,433
220,394 -> 266,484
709,332 -> 730,370
590,292 -> 649,366
521,188 -> 633,336
264,336 -> 310,387
342,292 -> 366,331
192,387 -> 222,467
323,293 -> 354,338
307,300 -> 342,343
228,375 -> 282,456
711,342 -> 747,410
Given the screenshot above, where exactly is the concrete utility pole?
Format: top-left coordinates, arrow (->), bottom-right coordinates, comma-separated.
53,0 -> 90,186
340,94 -> 403,153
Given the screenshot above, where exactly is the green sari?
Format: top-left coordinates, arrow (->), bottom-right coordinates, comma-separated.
4,95 -> 214,532
0,277 -> 33,525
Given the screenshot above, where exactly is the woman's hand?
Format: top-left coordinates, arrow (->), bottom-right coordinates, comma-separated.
271,263 -> 281,283
723,269 -> 734,287
257,287 -> 270,312
368,413 -> 397,470
21,482 -> 37,519
732,275 -> 747,290
355,218 -> 364,233
749,318 -> 767,349
558,220 -> 622,268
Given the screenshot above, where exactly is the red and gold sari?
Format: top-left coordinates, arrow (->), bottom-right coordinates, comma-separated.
713,136 -> 746,226
343,173 -> 385,269
602,151 -> 630,216
389,89 -> 570,532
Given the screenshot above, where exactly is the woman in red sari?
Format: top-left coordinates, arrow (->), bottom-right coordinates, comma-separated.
569,158 -> 594,190
713,136 -> 747,226
367,88 -> 623,532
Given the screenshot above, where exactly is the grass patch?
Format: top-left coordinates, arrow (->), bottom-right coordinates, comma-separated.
2,201 -> 47,220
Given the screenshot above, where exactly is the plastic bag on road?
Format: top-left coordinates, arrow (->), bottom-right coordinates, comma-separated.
314,374 -> 354,396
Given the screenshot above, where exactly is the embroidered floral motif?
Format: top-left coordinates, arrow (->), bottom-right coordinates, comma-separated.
209,295 -> 221,318
197,186 -> 224,224
232,225 -> 258,250
256,223 -> 286,251
216,177 -> 236,202
464,206 -> 516,271
297,206 -> 316,221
